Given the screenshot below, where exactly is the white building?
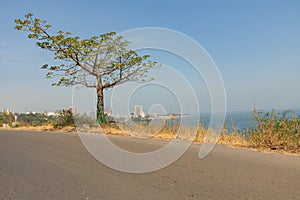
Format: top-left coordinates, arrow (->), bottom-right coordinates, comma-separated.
45,111 -> 58,117
26,111 -> 37,115
134,105 -> 145,118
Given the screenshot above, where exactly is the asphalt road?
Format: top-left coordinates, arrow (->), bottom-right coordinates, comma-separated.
0,130 -> 299,200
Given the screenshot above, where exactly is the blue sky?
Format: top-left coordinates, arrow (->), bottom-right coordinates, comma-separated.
1,0 -> 300,114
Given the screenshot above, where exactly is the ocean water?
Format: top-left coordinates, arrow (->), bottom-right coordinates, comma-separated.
161,109 -> 300,134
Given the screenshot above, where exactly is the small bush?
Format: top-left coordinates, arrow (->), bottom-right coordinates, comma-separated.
0,112 -> 3,127
248,109 -> 300,153
53,109 -> 75,129
2,110 -> 14,127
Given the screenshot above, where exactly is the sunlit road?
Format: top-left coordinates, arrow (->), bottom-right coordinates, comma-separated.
0,130 -> 299,199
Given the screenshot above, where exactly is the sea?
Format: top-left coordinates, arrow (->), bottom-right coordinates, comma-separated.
161,108 -> 300,134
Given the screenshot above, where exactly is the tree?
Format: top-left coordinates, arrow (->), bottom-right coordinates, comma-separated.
17,112 -> 49,126
2,110 -> 14,127
0,112 -> 3,126
15,13 -> 157,124
54,109 -> 75,128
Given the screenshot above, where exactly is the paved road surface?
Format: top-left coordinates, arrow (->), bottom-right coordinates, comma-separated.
0,130 -> 299,199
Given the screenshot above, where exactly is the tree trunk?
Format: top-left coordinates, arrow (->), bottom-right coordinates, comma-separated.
96,87 -> 105,124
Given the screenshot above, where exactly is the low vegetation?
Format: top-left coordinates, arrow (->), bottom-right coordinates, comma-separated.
1,108 -> 76,131
247,109 -> 300,153
0,110 -> 15,127
1,108 -> 299,154
103,109 -> 299,154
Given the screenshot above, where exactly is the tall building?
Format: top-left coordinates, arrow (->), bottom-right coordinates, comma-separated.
134,105 -> 145,118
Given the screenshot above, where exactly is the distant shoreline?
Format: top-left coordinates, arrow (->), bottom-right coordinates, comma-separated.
156,114 -> 194,119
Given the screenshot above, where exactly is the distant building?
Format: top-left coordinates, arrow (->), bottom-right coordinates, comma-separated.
134,105 -> 145,118
26,111 -> 37,115
45,111 -> 58,117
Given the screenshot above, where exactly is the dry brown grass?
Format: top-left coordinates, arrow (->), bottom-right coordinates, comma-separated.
0,123 -> 250,148
193,126 -> 248,147
247,109 -> 300,154
73,123 -> 128,136
248,132 -> 300,154
89,125 -> 128,136
0,125 -> 55,132
0,125 -> 76,132
217,132 -> 249,147
2,116 -> 299,155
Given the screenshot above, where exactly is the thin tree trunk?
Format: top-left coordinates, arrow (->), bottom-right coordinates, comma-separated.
96,87 -> 105,124
96,75 -> 105,124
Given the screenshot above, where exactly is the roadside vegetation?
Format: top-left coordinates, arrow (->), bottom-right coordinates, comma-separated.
1,109 -> 299,154
96,109 -> 300,154
247,109 -> 300,153
0,108 -> 75,131
199,109 -> 299,153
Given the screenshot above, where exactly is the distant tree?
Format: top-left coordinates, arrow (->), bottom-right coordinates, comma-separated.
2,110 -> 14,127
15,13 -> 158,124
17,112 -> 48,126
73,113 -> 97,128
53,109 -> 74,128
0,112 -> 3,126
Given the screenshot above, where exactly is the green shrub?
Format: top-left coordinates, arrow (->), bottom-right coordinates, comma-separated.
53,109 -> 75,129
2,110 -> 14,127
17,112 -> 49,127
0,112 -> 3,126
248,109 -> 300,153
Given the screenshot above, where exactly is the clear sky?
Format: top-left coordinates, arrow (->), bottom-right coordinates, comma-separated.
1,0 -> 300,114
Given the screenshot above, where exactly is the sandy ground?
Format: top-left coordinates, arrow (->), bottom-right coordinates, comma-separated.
0,130 -> 299,200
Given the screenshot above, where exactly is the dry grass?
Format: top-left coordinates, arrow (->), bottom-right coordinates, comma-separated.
217,132 -> 249,147
87,125 -> 128,136
247,109 -> 300,154
248,132 -> 300,154
0,125 -> 55,132
192,126 -> 248,147
73,122 -> 128,136
0,125 -> 76,132
2,112 -> 299,155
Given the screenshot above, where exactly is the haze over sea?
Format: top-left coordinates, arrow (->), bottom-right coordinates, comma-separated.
165,108 -> 300,134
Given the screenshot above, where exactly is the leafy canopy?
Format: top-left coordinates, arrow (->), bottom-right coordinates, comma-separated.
15,13 -> 157,88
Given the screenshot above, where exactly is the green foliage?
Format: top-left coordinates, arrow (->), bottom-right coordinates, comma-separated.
13,109 -> 76,129
53,109 -> 75,129
0,112 -> 3,126
248,109 -> 300,153
73,114 -> 98,128
17,112 -> 50,127
15,13 -> 159,124
2,110 -> 15,127
14,13 -> 157,89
